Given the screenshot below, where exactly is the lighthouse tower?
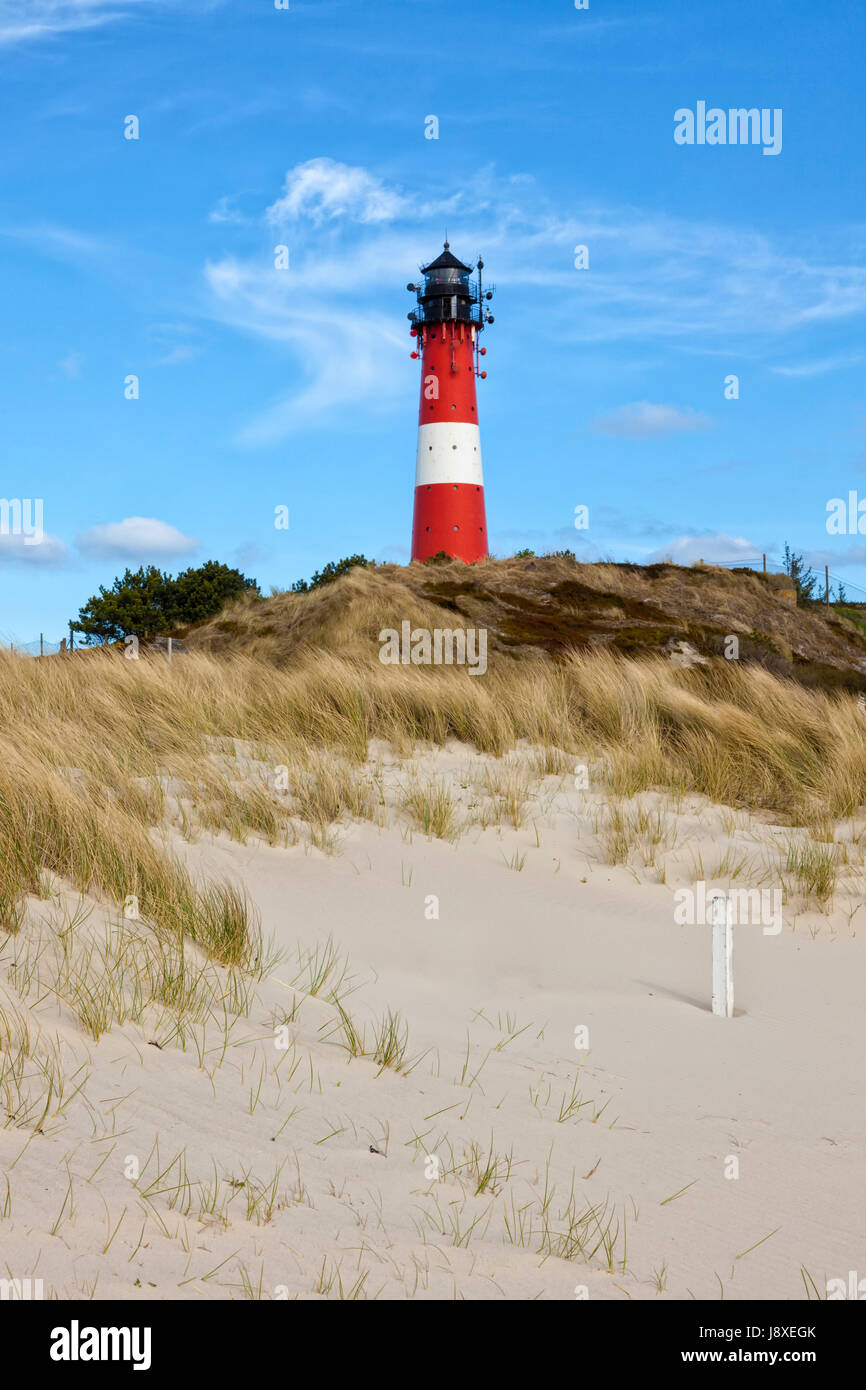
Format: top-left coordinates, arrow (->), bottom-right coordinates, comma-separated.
407,243 -> 494,563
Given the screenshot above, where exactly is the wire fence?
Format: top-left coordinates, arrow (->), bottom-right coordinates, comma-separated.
1,636 -> 68,658
704,556 -> 784,572
696,555 -> 866,602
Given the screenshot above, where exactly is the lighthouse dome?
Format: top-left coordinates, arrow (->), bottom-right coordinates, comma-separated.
412,242 -> 481,328
420,244 -> 473,277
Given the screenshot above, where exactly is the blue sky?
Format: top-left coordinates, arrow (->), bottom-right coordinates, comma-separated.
2,0 -> 865,642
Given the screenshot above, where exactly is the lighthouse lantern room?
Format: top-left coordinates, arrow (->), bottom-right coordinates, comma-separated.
407,243 -> 494,563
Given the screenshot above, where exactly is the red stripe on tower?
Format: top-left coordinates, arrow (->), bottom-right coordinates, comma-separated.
407,243 -> 494,563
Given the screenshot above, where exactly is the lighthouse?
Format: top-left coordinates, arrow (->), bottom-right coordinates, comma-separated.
407,243 -> 494,563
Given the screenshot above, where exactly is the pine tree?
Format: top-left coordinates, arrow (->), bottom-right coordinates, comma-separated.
71,562 -> 258,643
783,544 -> 817,606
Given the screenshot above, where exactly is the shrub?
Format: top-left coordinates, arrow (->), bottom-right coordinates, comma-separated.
291,555 -> 371,593
71,562 -> 258,644
783,543 -> 818,607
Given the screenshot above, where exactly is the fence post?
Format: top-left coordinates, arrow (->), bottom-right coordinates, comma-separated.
711,894 -> 734,1018
40,632 -> 44,657
167,637 -> 173,663
825,565 -> 830,605
762,553 -> 767,573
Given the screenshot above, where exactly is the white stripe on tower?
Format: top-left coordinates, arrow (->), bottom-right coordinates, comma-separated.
415,422 -> 484,487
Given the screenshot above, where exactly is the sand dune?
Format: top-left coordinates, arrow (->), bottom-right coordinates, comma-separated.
3,742 -> 863,1300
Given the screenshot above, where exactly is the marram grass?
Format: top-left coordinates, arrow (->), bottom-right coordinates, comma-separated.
1,642 -> 866,944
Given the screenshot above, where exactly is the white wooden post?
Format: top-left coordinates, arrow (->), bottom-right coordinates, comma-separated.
167,636 -> 173,662
711,893 -> 734,1017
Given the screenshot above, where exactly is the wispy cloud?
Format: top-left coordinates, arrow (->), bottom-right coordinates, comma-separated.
0,531 -> 70,566
206,256 -> 406,442
147,322 -> 201,367
697,458 -> 748,476
647,533 -> 761,565
155,344 -> 199,366
593,401 -> 711,439
466,192 -> 866,345
77,516 -> 198,559
0,1 -> 164,46
0,222 -> 108,258
805,544 -> 866,568
0,222 -> 141,289
771,353 -> 865,377
208,194 -> 251,227
59,351 -> 84,379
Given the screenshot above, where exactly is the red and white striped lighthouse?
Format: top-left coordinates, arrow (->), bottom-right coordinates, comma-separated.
407,243 -> 494,563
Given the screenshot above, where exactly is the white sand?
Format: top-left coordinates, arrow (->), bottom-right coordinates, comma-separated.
2,743 -> 864,1300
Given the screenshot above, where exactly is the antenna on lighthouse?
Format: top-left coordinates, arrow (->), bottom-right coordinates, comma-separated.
476,257 -> 484,376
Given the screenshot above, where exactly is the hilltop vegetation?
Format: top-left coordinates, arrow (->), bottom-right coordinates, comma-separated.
183,555 -> 866,691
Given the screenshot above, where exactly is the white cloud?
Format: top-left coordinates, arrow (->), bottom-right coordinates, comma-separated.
593,401 -> 711,439
77,516 -> 198,559
266,158 -> 409,227
0,531 -> 70,566
647,534 -> 761,565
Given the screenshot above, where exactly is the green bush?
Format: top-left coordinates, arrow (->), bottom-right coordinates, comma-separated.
71,561 -> 259,644
291,555 -> 371,593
